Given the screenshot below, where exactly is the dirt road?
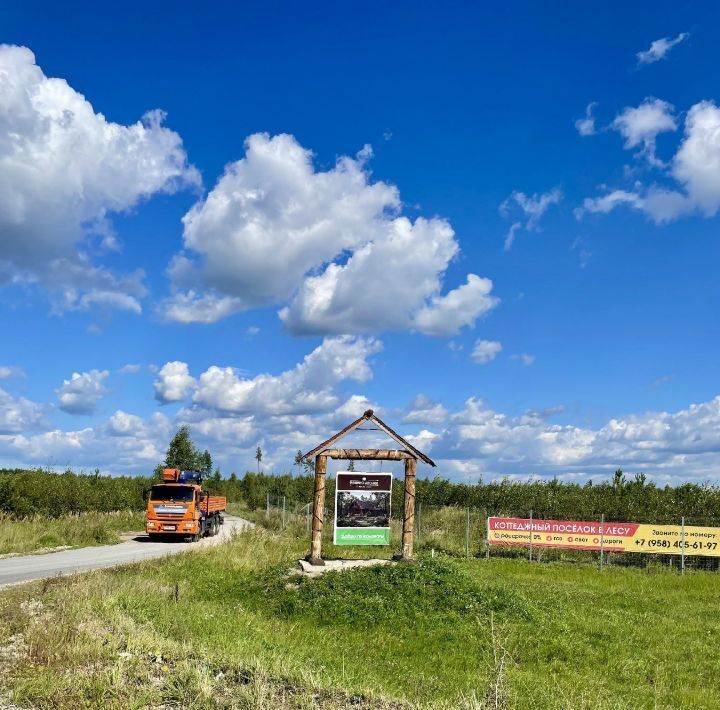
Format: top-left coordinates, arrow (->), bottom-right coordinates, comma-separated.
0,515 -> 254,588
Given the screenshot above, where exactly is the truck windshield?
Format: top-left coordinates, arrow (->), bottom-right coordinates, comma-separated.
150,486 -> 194,502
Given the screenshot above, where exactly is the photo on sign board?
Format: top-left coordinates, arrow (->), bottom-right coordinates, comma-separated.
336,490 -> 391,528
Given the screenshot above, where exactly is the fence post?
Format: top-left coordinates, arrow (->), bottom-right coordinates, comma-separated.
484,509 -> 490,560
282,496 -> 286,528
599,513 -> 605,572
528,509 -> 533,562
681,515 -> 686,576
417,502 -> 422,547
266,492 -> 270,519
465,507 -> 470,558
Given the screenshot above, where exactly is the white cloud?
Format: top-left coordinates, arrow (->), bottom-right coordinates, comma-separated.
637,32 -> 689,66
119,364 -> 142,375
429,394 -> 720,483
410,274 -> 498,337
55,370 -> 109,415
575,102 -> 598,136
500,188 -> 562,250
0,386 -> 44,433
0,366 -> 23,379
164,133 -> 495,336
192,336 -> 381,415
611,98 -> 677,166
161,291 -> 244,325
579,99 -> 720,223
154,361 -> 196,404
673,101 -> 720,216
512,353 -> 535,366
471,339 -> 502,364
0,44 -> 198,312
279,216 -> 494,336
503,222 -> 521,251
3,350 -> 720,483
106,410 -> 147,437
403,395 -> 448,425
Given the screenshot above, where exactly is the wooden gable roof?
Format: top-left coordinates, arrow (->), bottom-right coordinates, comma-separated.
304,409 -> 436,467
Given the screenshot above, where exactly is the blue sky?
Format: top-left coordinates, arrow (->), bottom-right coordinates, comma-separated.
1,2 -> 719,482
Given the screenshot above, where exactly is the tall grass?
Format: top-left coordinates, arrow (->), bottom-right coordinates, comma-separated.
0,511 -> 144,555
1,524 -> 719,708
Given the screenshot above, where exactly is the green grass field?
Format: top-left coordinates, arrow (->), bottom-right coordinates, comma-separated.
0,511 -> 145,556
1,520 -> 719,708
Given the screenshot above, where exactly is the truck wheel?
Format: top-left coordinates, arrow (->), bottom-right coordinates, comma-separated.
191,532 -> 201,542
211,518 -> 219,536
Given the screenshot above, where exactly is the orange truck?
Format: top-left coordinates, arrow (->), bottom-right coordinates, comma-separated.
146,468 -> 227,541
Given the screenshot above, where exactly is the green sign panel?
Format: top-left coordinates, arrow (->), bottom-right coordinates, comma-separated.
335,527 -> 391,545
334,472 -> 392,546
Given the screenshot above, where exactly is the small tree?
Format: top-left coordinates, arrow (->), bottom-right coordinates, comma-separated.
347,459 -> 355,472
294,449 -> 315,475
255,446 -> 263,473
199,449 -> 213,477
165,426 -> 200,471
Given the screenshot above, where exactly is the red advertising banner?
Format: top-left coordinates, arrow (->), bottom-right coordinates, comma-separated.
488,516 -> 720,556
488,516 -> 633,552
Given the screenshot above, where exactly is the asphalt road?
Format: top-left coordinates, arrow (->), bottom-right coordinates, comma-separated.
0,515 -> 254,588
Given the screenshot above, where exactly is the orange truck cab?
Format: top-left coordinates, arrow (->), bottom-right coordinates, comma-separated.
146,468 -> 227,541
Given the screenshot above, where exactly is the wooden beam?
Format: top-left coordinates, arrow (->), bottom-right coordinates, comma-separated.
304,408 -> 436,467
304,410 -> 373,460
369,416 -> 435,467
308,454 -> 327,565
401,457 -> 417,560
322,448 -> 415,460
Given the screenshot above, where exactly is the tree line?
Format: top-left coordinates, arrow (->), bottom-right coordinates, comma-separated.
3,466 -> 720,524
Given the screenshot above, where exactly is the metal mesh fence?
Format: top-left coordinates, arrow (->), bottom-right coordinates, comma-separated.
413,503 -> 720,573
261,493 -> 720,573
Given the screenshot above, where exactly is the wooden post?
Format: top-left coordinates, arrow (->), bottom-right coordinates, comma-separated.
401,457 -> 416,560
308,454 -> 327,565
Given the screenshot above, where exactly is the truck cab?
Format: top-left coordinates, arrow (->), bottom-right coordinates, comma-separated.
146,469 -> 226,541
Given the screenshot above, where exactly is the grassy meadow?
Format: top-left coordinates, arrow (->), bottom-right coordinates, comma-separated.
0,511 -> 145,556
1,517 -> 720,709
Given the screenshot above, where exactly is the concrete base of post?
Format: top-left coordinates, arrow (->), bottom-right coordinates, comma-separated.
305,554 -> 326,566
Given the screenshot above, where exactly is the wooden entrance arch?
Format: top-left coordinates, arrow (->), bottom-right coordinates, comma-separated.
303,409 -> 436,564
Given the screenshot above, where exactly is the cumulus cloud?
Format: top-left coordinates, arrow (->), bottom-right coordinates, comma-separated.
3,344 -> 720,482
428,394 -> 720,483
55,370 -> 109,415
403,395 -> 448,425
0,44 -> 198,312
637,32 -> 689,66
500,188 -> 562,250
611,98 -> 677,166
471,339 -> 502,364
164,133 -> 496,335
575,102 -> 598,136
673,101 -> 720,215
192,336 -> 381,415
579,100 -> 720,223
154,362 -> 196,404
5,387 -> 720,484
0,387 -> 44,433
